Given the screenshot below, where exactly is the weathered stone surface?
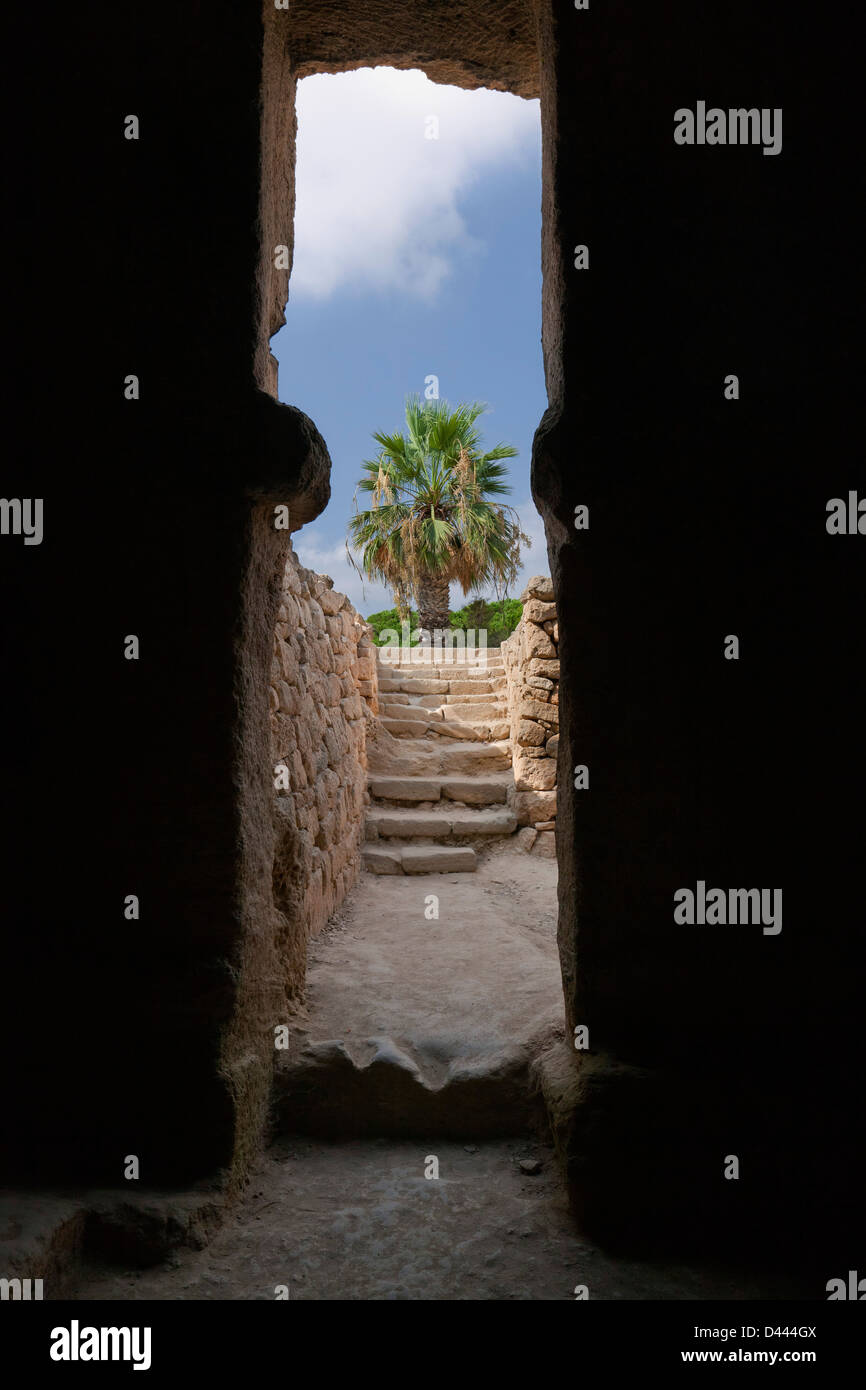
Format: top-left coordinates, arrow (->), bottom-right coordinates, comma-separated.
369,777 -> 441,803
317,586 -> 345,616
381,701 -> 435,722
443,702 -> 501,722
270,540 -> 378,971
448,807 -> 517,837
368,736 -> 510,778
515,827 -> 538,853
380,717 -> 433,738
519,697 -> 559,726
367,810 -> 449,839
448,679 -> 494,695
362,845 -> 402,875
400,846 -> 477,874
532,831 -> 556,860
522,623 -> 557,660
443,690 -> 507,705
486,721 -> 511,741
398,678 -> 450,695
439,776 -> 508,805
427,718 -> 478,742
518,718 -> 547,747
521,575 -> 554,602
340,694 -> 364,721
289,0 -> 540,100
546,734 -> 559,757
523,599 -> 557,624
513,757 -> 557,792
511,788 -> 558,827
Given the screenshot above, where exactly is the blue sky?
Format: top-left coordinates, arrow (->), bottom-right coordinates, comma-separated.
272,68 -> 547,617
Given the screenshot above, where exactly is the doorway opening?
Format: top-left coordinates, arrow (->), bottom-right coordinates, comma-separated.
267,67 -> 565,1142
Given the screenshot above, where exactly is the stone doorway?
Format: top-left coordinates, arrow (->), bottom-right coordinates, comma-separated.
266,60 -> 564,1149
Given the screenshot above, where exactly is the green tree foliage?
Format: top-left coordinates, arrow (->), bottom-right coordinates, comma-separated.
348,396 -> 530,632
365,598 -> 523,648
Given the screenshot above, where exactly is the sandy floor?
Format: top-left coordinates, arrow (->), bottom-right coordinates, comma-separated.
292,848 -> 565,1087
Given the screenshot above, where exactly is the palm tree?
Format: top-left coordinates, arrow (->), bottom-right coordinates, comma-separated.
390,575 -> 413,626
349,397 -> 530,633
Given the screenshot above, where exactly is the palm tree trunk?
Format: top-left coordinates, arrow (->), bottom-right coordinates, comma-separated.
391,577 -> 412,625
416,569 -> 450,634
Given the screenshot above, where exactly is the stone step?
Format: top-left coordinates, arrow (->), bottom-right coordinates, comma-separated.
368,738 -> 512,777
379,678 -> 450,695
441,702 -> 504,722
380,701 -> 439,722
366,806 -> 517,841
378,674 -> 504,695
274,1032 -> 544,1135
376,670 -> 503,681
379,702 -> 508,734
380,717 -> 483,741
377,666 -> 505,680
377,650 -> 496,663
415,691 -> 507,708
426,719 -> 511,742
362,843 -> 478,875
444,679 -> 498,695
368,774 -> 511,806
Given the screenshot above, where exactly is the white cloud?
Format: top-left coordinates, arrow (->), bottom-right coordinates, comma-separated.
290,530 -> 392,615
294,495 -> 549,620
291,68 -> 540,301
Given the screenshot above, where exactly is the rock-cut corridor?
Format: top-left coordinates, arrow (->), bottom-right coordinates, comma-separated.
275,615 -> 565,1137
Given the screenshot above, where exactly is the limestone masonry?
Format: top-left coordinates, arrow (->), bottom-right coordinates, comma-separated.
269,543 -> 379,979
270,551 -> 560,905
501,575 -> 560,858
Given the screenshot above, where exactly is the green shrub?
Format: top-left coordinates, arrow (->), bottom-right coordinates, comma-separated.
365,608 -> 420,646
365,598 -> 523,648
449,597 -> 523,648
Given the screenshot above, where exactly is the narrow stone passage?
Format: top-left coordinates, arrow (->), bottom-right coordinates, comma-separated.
276,635 -> 564,1135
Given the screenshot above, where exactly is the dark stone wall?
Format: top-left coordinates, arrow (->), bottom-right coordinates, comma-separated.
3,0 -> 331,1190
533,0 -> 864,1259
3,0 -> 862,1273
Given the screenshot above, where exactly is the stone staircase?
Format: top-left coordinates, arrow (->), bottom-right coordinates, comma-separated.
362,647 -> 517,874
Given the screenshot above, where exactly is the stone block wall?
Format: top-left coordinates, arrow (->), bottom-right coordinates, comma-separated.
501,575 -> 559,859
269,544 -> 378,994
